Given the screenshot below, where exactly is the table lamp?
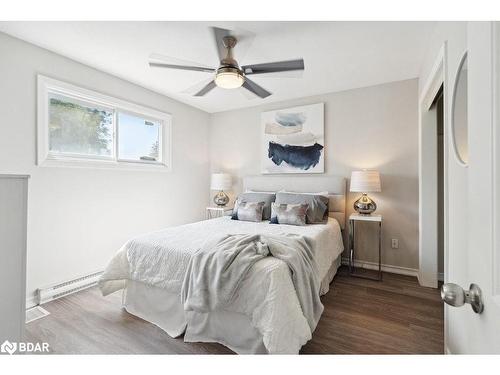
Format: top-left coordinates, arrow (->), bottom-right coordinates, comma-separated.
350,170 -> 381,215
210,173 -> 232,207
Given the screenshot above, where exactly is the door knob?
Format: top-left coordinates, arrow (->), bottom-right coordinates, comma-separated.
441,283 -> 484,314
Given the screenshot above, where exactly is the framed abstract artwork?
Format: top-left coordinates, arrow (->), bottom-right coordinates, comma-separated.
261,103 -> 324,174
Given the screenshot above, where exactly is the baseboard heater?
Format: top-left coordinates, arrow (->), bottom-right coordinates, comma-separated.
37,270 -> 103,305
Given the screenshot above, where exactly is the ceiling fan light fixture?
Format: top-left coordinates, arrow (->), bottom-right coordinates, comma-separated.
214,68 -> 244,89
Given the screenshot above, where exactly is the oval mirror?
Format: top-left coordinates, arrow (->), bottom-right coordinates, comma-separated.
451,52 -> 468,165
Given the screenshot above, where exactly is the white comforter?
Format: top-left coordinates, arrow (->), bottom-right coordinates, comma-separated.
99,216 -> 343,354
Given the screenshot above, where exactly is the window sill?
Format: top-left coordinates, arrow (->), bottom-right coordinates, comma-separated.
38,157 -> 171,172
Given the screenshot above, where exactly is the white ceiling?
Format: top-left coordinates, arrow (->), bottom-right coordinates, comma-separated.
0,21 -> 435,113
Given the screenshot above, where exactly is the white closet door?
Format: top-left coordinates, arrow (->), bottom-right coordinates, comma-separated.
0,175 -> 29,343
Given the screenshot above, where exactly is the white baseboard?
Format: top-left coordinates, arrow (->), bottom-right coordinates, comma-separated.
418,270 -> 440,288
341,258 -> 419,277
26,295 -> 38,310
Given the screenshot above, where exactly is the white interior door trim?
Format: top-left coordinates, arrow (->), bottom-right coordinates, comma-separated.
492,22 -> 500,302
418,43 -> 447,289
420,45 -> 445,110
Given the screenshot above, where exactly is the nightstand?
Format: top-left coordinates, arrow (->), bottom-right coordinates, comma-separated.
206,206 -> 233,219
348,213 -> 382,281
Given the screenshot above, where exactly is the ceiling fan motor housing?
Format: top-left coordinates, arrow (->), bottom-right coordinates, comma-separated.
214,35 -> 245,88
217,66 -> 243,76
219,36 -> 242,71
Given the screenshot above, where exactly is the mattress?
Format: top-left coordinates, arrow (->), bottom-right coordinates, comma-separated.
100,216 -> 344,353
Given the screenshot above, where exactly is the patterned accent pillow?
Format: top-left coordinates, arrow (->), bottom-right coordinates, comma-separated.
232,192 -> 276,220
275,192 -> 329,224
234,201 -> 265,222
270,203 -> 309,226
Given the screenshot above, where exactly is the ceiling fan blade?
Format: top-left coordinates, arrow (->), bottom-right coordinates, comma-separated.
181,78 -> 215,95
194,80 -> 217,97
247,69 -> 304,79
149,62 -> 215,73
241,59 -> 305,75
212,27 -> 232,62
149,53 -> 215,73
242,78 -> 271,98
238,86 -> 259,100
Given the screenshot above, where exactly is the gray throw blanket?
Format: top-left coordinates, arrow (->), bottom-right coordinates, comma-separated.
181,233 -> 324,332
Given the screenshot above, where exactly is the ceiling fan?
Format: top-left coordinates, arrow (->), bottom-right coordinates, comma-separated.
148,27 -> 305,99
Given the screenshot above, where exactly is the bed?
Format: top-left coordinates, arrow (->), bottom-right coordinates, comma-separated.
99,175 -> 346,354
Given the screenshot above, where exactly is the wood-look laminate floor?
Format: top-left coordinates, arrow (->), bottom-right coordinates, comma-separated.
25,267 -> 444,354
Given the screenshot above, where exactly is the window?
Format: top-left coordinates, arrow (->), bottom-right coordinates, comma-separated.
37,75 -> 171,170
117,112 -> 161,163
48,93 -> 114,159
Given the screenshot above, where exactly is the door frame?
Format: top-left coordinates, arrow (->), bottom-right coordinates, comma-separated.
493,22 -> 500,305
418,43 -> 447,289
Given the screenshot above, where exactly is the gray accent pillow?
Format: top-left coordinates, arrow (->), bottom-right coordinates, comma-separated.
270,203 -> 308,226
275,192 -> 329,224
233,192 -> 276,220
236,201 -> 265,222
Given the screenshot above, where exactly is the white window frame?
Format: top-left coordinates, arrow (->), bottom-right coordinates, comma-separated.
37,75 -> 172,172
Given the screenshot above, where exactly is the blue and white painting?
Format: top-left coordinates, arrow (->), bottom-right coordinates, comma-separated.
261,103 -> 324,174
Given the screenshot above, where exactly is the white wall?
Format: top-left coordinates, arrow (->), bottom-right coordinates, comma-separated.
209,79 -> 419,271
0,32 -> 211,305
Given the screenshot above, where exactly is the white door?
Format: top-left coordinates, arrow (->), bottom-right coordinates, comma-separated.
444,21 -> 500,354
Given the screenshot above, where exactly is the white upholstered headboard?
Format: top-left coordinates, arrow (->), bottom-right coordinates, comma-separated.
242,175 -> 347,229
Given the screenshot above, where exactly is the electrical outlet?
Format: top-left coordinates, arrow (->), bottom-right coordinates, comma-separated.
391,239 -> 399,249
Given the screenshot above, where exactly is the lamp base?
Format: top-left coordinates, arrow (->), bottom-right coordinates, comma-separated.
354,194 -> 377,215
213,191 -> 229,207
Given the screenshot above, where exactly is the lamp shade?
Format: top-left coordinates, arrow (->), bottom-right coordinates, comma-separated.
210,173 -> 232,191
350,170 -> 381,193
